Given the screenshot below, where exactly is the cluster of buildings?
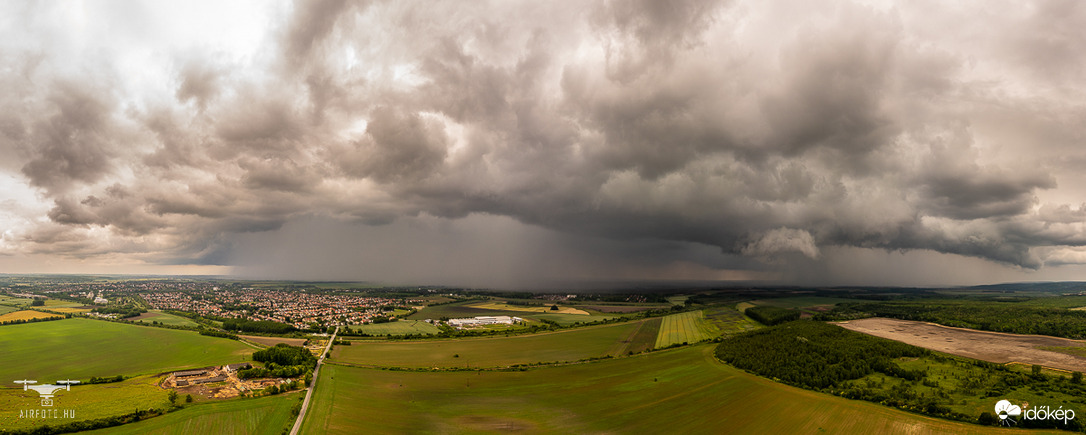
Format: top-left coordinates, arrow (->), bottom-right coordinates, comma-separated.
140,288 -> 426,329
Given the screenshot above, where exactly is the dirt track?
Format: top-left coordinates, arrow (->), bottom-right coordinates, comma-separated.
836,317 -> 1086,372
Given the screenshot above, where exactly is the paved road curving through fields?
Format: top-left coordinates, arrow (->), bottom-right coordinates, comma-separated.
290,325 -> 338,435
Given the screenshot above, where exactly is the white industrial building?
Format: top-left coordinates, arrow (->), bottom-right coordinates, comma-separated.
447,316 -> 522,328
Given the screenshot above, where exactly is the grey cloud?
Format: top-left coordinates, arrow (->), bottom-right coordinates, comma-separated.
5,0 -> 1086,285
338,106 -> 448,183
20,81 -> 118,193
921,171 -> 1055,220
176,57 -> 224,109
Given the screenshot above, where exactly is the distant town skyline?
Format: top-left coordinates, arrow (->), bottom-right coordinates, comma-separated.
1,1 -> 1085,288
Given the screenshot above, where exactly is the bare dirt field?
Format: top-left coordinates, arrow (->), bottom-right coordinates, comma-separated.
836,317 -> 1086,372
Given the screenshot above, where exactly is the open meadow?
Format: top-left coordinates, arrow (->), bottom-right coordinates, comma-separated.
348,320 -> 441,336
0,375 -> 171,431
302,345 -> 1050,434
334,321 -> 651,368
83,393 -> 299,435
130,310 -> 199,327
408,300 -> 619,326
0,318 -> 253,381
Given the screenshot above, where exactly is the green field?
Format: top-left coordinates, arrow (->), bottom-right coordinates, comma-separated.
0,296 -> 31,306
131,310 -> 199,327
408,300 -> 618,326
301,345 -> 1047,434
0,304 -> 20,315
85,393 -> 299,435
703,306 -> 760,336
0,375 -> 171,431
348,320 -> 441,336
0,318 -> 253,382
334,321 -> 647,368
44,299 -> 88,308
655,311 -> 717,348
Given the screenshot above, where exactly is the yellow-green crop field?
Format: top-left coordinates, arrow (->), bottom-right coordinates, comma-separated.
0,310 -> 63,322
654,311 -> 717,348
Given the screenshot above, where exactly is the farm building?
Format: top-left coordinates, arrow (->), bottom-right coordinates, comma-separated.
173,369 -> 209,378
448,316 -> 523,328
225,363 -> 252,372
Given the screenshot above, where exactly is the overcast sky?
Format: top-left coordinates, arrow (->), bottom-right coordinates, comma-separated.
1,0 -> 1085,288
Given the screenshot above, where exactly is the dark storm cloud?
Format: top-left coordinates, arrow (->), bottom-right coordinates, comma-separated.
20,81 -> 120,193
2,0 -> 1086,283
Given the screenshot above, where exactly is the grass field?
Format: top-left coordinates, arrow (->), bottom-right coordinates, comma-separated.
44,299 -> 89,308
84,393 -> 299,435
0,318 -> 253,381
409,300 -> 617,326
348,320 -> 441,336
655,311 -> 717,348
301,345 -> 1047,434
471,301 -> 590,315
0,375 -> 171,431
130,310 -> 199,327
0,310 -> 64,322
334,321 -> 648,368
0,305 -> 20,315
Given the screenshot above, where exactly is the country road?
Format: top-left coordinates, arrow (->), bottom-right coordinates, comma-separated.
289,325 -> 338,435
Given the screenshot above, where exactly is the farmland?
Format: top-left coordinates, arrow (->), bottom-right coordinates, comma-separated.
347,320 -> 441,336
0,310 -> 63,322
83,393 -> 299,435
0,375 -> 171,431
0,318 -> 252,382
301,345 -> 1040,434
654,311 -> 718,348
837,317 -> 1086,372
719,320 -> 1086,430
130,310 -> 199,327
333,321 -> 648,368
407,300 -> 619,326
470,301 -> 590,315
0,304 -> 22,315
240,335 -> 308,348
702,306 -> 761,336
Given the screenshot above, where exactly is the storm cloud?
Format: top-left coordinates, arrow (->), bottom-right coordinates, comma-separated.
1,0 -> 1086,286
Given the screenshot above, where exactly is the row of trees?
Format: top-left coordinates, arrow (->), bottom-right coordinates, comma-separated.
222,319 -> 296,334
238,343 -> 317,380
